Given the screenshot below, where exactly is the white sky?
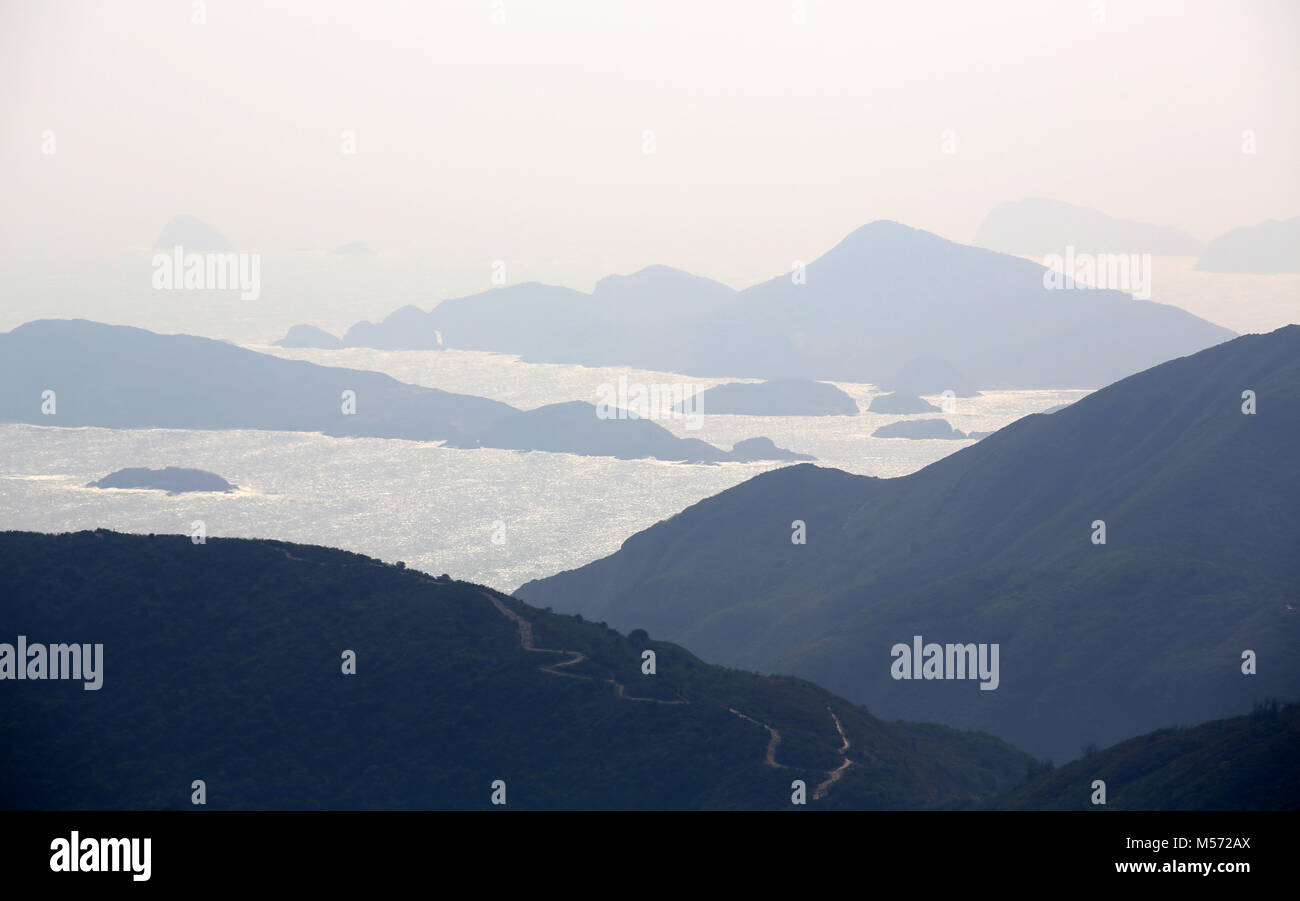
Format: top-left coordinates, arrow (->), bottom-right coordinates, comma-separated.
2,0 -> 1297,289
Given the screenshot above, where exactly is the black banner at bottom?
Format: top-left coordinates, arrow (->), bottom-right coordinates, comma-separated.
0,810 -> 1286,888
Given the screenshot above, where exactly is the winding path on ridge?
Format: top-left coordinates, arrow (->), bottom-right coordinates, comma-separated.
264,544 -> 854,798
479,589 -> 686,704
813,709 -> 853,799
478,590 -> 855,795
725,705 -> 854,799
726,707 -> 784,767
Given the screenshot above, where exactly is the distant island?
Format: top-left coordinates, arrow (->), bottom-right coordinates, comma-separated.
1195,216 -> 1300,273
284,221 -> 1234,389
329,240 -> 377,256
442,400 -> 813,462
883,357 -> 981,398
728,436 -> 815,462
153,214 -> 232,252
87,466 -> 236,494
677,379 -> 858,416
867,392 -> 940,414
274,324 -> 344,349
871,419 -> 967,439
1,321 -> 811,465
973,198 -> 1203,256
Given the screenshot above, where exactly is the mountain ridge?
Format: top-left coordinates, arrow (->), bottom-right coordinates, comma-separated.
518,325 -> 1300,761
295,219 -> 1233,389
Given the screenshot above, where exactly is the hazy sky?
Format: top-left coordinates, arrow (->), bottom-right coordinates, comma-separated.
2,0 -> 1297,290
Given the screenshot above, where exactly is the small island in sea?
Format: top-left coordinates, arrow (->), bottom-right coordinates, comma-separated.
727,436 -> 816,462
867,392 -> 940,413
273,324 -> 344,349
871,419 -> 967,440
678,379 -> 859,416
329,240 -> 377,256
87,467 -> 237,495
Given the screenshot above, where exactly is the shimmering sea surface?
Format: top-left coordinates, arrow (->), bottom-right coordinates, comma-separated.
0,348 -> 1085,592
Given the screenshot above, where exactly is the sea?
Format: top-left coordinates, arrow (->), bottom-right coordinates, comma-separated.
1,252 -> 1293,593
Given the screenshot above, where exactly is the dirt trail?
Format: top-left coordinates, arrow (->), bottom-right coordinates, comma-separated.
727,708 -> 784,767
813,707 -> 854,799
263,548 -> 852,797
481,590 -> 854,794
480,590 -> 685,704
270,545 -> 310,563
727,704 -> 854,800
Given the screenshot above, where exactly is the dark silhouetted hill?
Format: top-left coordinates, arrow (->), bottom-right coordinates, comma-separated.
994,702 -> 1300,810
0,530 -> 1031,810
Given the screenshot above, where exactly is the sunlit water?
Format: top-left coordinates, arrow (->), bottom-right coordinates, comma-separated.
0,347 -> 1084,592
255,343 -> 1089,474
